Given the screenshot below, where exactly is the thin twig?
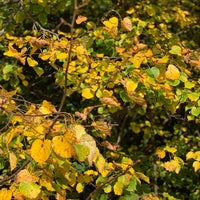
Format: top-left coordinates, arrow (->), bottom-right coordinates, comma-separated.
0,157 -> 32,186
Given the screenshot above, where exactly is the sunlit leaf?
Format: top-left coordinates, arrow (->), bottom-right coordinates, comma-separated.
19,181 -> 41,199
31,139 -> 51,165
165,64 -> 180,80
186,151 -> 196,160
103,184 -> 112,193
164,146 -> 177,154
193,161 -> 200,172
100,96 -> 121,107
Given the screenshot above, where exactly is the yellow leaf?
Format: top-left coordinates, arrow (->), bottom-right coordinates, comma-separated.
76,15 -> 87,24
0,188 -> 12,200
56,51 -> 68,60
76,183 -> 84,193
82,88 -> 94,99
125,79 -> 138,92
165,64 -> 180,80
156,149 -> 166,159
162,159 -> 180,173
193,161 -> 200,172
103,17 -> 118,28
9,151 -> 17,171
186,151 -> 196,160
129,53 -> 144,68
31,139 -> 51,165
39,100 -> 56,114
164,146 -> 177,153
114,181 -> 124,195
27,57 -> 38,67
39,51 -> 54,61
52,130 -> 76,158
121,17 -> 132,31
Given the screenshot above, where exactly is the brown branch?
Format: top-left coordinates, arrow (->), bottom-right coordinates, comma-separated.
0,157 -> 32,186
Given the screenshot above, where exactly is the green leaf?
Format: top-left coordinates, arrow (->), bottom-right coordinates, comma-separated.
3,64 -> 13,74
126,178 -> 137,192
146,67 -> 160,78
191,107 -> 200,117
19,182 -> 41,199
33,67 -> 44,77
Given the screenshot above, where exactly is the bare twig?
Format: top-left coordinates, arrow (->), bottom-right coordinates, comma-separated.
0,157 -> 32,186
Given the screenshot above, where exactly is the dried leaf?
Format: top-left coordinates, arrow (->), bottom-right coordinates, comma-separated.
91,121 -> 112,136
9,151 -> 17,171
100,96 -> 121,107
16,169 -> 39,183
121,17 -> 132,31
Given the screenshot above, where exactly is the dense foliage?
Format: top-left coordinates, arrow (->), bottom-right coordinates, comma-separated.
0,0 -> 200,199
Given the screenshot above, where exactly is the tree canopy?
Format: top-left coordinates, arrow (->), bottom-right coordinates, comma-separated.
0,0 -> 200,199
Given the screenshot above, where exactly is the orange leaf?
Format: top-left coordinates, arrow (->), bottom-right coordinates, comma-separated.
76,15 -> 87,24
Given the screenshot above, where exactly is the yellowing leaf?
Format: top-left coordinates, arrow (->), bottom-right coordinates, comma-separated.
103,184 -> 112,193
152,55 -> 169,64
27,57 -> 38,67
52,130 -> 76,158
129,54 -> 144,68
39,100 -> 56,114
56,51 -> 68,60
9,151 -> 17,171
82,88 -> 94,99
125,79 -> 138,92
74,144 -> 90,162
103,17 -> 118,28
94,153 -> 106,174
169,45 -> 182,56
76,183 -> 84,193
73,124 -> 97,166
193,161 -> 200,172
135,172 -> 150,183
76,15 -> 87,24
188,93 -> 199,101
165,64 -> 180,80
0,188 -> 12,200
114,181 -> 124,195
16,169 -> 39,183
121,17 -> 132,31
156,149 -> 166,159
19,181 -> 41,199
31,139 -> 51,165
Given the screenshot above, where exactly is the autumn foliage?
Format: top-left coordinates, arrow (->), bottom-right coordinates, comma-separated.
0,0 -> 200,199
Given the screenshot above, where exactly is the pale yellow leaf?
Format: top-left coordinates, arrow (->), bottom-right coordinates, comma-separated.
9,151 -> 17,171
39,100 -> 56,114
